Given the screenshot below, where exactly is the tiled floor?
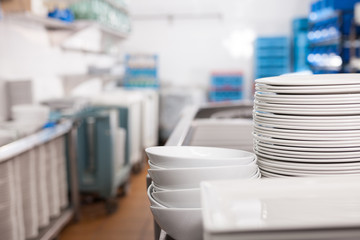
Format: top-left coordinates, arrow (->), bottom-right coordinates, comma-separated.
59,164 -> 154,240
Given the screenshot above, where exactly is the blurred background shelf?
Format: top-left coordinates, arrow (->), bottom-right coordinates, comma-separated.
4,11 -> 129,54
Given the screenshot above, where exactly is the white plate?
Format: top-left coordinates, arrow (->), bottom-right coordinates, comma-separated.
257,83 -> 360,90
254,145 -> 360,159
253,129 -> 360,141
255,106 -> 360,116
255,92 -> 360,99
254,101 -> 360,109
256,86 -> 360,94
201,175 -> 360,234
254,119 -> 360,130
255,96 -> 360,105
254,149 -> 360,163
255,140 -> 360,152
255,74 -> 360,86
254,124 -> 360,135
257,157 -> 360,171
254,115 -> 360,125
254,110 -> 360,120
254,116 -> 360,125
258,164 -> 360,176
260,168 -> 290,178
255,92 -> 360,104
253,133 -> 360,148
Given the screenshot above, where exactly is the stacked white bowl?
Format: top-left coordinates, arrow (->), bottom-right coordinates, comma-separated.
254,74 -> 360,177
146,146 -> 259,240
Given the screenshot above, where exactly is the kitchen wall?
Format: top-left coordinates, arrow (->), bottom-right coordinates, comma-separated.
0,0 -> 312,102
122,0 -> 313,99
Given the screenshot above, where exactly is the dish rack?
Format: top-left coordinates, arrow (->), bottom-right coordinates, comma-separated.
0,120 -> 79,240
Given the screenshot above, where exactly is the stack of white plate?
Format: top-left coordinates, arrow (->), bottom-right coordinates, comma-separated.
0,160 -> 25,240
15,151 -> 39,239
253,74 -> 360,177
45,141 -> 60,218
201,176 -> 360,240
35,145 -> 50,228
146,146 -> 259,240
55,137 -> 69,209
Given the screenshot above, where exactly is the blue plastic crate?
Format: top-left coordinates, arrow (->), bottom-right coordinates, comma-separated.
211,75 -> 243,89
209,91 -> 243,102
326,0 -> 360,11
256,48 -> 290,57
255,66 -> 290,77
255,37 -> 290,48
293,18 -> 309,31
342,13 -> 354,35
294,33 -> 309,47
256,57 -> 290,68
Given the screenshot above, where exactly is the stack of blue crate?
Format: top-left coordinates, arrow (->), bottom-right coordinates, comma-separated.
209,72 -> 243,102
307,0 -> 360,73
124,54 -> 159,88
293,18 -> 310,72
255,37 -> 290,79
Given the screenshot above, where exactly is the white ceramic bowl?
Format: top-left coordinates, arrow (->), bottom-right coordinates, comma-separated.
148,164 -> 258,190
151,206 -> 202,240
152,182 -> 172,192
152,168 -> 261,192
149,158 -> 257,170
146,146 -> 256,168
148,160 -> 164,169
147,183 -> 165,207
11,104 -> 50,123
152,188 -> 201,208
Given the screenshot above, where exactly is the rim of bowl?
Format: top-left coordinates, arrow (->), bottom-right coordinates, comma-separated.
146,146 -> 256,161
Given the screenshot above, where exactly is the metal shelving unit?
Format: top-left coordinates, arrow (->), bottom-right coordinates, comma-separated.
4,12 -> 129,54
0,120 -> 80,240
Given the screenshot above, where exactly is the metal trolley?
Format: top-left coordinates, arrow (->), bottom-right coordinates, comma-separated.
70,107 -> 132,213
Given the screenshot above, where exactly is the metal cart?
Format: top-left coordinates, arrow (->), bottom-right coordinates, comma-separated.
71,107 -> 131,213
